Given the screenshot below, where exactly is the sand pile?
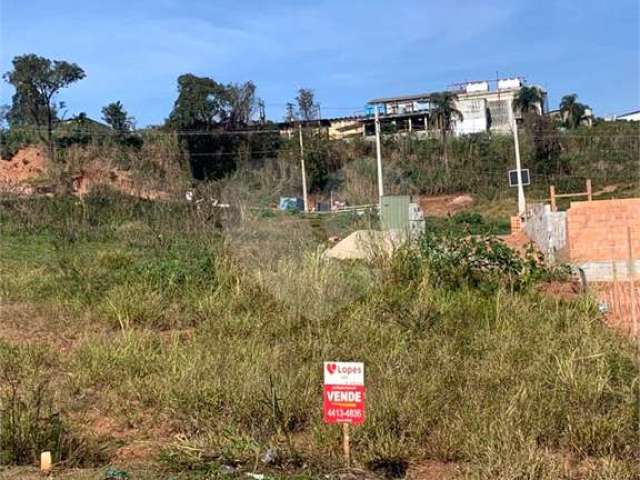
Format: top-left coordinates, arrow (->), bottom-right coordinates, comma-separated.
323,229 -> 404,261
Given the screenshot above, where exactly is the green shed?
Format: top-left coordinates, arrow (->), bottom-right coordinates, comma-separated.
381,195 -> 410,231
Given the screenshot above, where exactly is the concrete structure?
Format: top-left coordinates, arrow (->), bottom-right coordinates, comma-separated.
565,199 -> 639,281
363,77 -> 547,137
326,116 -> 364,139
523,203 -> 567,262
278,116 -> 364,140
521,198 -> 640,281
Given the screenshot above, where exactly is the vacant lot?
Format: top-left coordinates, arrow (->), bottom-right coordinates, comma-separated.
0,191 -> 638,479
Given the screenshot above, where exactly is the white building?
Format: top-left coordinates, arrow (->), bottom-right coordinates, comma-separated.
613,109 -> 640,122
365,77 -> 547,137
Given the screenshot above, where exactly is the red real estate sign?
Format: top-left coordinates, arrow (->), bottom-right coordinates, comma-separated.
323,362 -> 365,425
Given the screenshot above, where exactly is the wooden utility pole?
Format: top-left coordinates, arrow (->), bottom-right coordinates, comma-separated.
298,124 -> 309,212
374,108 -> 384,204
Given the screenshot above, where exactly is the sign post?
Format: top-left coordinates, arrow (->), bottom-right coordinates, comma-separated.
323,361 -> 365,466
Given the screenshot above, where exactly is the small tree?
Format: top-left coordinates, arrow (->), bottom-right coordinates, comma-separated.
225,81 -> 256,128
101,101 -> 134,133
3,54 -> 85,159
296,88 -> 318,121
284,102 -> 296,122
430,91 -> 463,174
513,86 -> 544,115
559,94 -> 590,129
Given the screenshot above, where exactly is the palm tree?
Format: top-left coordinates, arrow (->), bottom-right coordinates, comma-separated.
559,94 -> 589,128
513,86 -> 544,115
430,91 -> 463,173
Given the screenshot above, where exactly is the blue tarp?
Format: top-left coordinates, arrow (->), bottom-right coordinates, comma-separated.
278,197 -> 304,211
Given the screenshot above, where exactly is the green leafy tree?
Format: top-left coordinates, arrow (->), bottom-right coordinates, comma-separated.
430,91 -> 463,173
167,74 -> 228,130
513,86 -> 544,115
3,54 -> 85,158
167,74 -> 268,179
101,101 -> 134,133
559,94 -> 590,128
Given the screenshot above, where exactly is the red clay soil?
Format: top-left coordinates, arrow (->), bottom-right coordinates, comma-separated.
497,230 -> 533,255
0,146 -> 170,200
538,281 -> 581,301
594,281 -> 640,337
0,146 -> 47,191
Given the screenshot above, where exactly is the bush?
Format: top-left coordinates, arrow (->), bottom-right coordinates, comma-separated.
418,231 -> 567,292
0,343 -> 65,465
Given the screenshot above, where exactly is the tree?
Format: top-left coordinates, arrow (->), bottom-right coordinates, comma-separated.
167,74 -> 228,130
284,102 -> 296,122
3,54 -> 85,158
225,81 -> 256,128
167,74 -> 268,180
559,94 -> 589,128
296,88 -> 318,121
102,101 -> 134,133
513,86 -> 544,115
430,91 -> 463,173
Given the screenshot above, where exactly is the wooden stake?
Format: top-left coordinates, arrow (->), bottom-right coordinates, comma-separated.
628,226 -> 639,438
550,185 -> 557,211
586,179 -> 592,202
41,451 -> 52,473
627,226 -> 637,339
342,423 -> 351,466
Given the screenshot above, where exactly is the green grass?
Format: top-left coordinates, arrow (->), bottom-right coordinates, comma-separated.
0,192 -> 638,479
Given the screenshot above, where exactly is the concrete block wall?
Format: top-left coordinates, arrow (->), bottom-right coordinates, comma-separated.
523,203 -> 567,260
566,199 -> 640,263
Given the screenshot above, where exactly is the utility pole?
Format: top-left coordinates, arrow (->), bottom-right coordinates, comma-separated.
374,107 -> 384,203
298,123 -> 309,212
509,102 -> 526,215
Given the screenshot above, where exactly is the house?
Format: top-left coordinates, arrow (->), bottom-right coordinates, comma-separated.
606,109 -> 640,122
278,116 -> 365,140
363,77 -> 547,137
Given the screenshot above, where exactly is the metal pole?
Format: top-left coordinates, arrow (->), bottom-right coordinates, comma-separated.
374,108 -> 384,203
509,103 -> 526,215
298,124 -> 309,212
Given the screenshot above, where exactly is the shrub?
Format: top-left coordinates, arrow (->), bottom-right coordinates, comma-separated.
0,343 -> 66,465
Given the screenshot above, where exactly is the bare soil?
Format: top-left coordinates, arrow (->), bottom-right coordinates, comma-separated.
417,194 -> 474,217
0,147 -> 170,200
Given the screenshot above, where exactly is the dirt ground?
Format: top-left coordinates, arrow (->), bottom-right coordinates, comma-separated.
0,147 -> 169,200
594,281 -> 640,337
417,194 -> 474,217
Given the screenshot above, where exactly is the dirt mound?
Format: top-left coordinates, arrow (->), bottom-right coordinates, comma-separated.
418,194 -> 474,217
323,229 -> 404,260
0,146 -> 170,200
72,167 -> 170,200
0,146 -> 48,185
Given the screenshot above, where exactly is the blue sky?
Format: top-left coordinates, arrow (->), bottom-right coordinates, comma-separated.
1,0 -> 638,126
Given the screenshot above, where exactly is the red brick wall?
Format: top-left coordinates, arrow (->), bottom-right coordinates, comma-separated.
566,199 -> 640,262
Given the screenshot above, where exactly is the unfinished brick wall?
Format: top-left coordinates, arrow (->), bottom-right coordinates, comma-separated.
566,198 -> 640,263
